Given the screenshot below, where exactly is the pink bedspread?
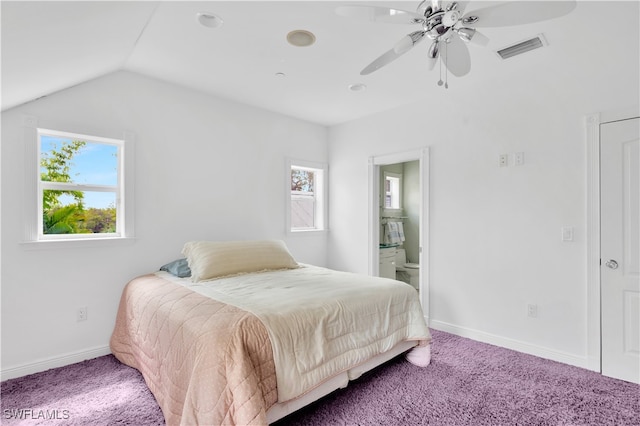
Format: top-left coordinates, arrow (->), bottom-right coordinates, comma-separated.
110,274 -> 277,425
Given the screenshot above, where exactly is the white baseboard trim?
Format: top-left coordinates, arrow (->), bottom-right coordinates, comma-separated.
1,324 -> 590,381
429,320 -> 589,369
1,345 -> 112,381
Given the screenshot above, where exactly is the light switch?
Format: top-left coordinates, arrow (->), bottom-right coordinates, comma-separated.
561,227 -> 574,242
514,152 -> 525,166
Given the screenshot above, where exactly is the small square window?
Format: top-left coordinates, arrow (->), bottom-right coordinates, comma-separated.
287,159 -> 327,232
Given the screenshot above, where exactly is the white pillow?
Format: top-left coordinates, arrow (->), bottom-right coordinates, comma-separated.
182,240 -> 298,282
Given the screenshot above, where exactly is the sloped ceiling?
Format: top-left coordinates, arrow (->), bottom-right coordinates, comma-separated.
2,1 -> 639,126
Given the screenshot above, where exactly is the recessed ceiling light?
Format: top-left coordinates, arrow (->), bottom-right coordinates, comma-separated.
348,83 -> 367,92
275,72 -> 286,78
196,12 -> 223,29
287,30 -> 316,47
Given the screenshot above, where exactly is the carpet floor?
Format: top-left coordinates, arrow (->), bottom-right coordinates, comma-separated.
1,330 -> 638,425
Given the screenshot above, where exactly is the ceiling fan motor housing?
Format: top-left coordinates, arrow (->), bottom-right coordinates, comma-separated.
424,2 -> 462,41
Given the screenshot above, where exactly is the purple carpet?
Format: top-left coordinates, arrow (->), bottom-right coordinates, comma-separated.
2,330 -> 638,425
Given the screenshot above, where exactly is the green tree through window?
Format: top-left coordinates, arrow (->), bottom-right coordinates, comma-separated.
39,132 -> 119,235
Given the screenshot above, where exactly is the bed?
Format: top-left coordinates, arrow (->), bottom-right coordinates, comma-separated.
110,240 -> 431,425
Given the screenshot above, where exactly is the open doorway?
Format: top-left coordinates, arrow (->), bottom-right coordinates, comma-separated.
368,148 -> 430,320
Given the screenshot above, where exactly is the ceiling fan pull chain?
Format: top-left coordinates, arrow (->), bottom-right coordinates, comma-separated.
437,50 -> 444,86
444,41 -> 449,89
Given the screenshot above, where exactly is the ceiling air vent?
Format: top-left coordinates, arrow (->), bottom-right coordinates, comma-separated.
496,34 -> 547,59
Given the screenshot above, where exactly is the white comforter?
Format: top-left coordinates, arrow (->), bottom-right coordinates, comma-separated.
163,264 -> 430,402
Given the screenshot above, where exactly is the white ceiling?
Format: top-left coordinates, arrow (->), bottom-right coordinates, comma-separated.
2,1 -> 639,126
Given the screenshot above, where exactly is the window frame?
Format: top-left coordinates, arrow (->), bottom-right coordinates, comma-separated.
37,128 -> 124,240
21,116 -> 135,248
286,158 -> 328,234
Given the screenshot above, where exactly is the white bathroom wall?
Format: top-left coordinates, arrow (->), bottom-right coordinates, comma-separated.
327,40 -> 639,367
1,71 -> 328,378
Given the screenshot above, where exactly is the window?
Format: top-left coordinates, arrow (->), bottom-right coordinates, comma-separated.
36,128 -> 125,240
384,172 -> 402,210
287,159 -> 327,232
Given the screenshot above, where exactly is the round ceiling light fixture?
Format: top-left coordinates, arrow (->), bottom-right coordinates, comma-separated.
286,30 -> 316,47
196,12 -> 224,29
348,83 -> 367,92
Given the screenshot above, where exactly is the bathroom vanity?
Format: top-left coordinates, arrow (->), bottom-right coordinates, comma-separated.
379,246 -> 397,280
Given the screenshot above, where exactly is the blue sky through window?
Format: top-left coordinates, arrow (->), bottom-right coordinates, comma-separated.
41,135 -> 118,209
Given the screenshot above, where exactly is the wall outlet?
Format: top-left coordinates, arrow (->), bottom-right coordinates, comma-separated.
77,307 -> 87,322
527,304 -> 538,318
499,154 -> 508,167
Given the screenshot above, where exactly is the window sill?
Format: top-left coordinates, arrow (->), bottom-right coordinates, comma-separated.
288,228 -> 328,236
20,237 -> 136,250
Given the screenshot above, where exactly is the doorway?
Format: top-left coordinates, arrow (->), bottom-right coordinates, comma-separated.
600,117 -> 639,383
586,108 -> 639,383
368,148 -> 430,320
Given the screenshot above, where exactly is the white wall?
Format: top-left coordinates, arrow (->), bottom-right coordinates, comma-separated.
327,3 -> 639,365
1,71 -> 328,378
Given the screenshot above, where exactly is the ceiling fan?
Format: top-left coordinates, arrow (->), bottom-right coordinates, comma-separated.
336,1 -> 576,87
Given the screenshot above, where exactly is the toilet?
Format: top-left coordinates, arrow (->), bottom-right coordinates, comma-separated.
395,248 -> 420,290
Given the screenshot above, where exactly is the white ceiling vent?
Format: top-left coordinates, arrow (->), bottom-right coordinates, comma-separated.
496,34 -> 547,59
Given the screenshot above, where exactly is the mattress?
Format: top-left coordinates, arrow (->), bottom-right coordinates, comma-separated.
111,264 -> 431,425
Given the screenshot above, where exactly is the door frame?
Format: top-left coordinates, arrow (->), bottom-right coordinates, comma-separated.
585,106 -> 640,372
368,148 -> 430,321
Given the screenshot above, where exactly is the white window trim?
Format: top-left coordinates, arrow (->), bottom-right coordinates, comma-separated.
21,115 -> 135,249
286,158 -> 328,234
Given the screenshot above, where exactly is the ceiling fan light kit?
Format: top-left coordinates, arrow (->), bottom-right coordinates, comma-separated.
336,1 -> 576,87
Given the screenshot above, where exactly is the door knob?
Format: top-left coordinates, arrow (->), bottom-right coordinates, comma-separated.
605,259 -> 619,270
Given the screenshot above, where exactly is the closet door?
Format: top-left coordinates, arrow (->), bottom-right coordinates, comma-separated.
600,117 -> 639,384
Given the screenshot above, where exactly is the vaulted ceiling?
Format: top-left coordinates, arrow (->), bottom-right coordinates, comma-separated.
2,1 -> 639,126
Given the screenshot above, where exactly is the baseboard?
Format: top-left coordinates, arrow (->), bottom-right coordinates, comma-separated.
1,345 -> 112,381
1,324 -> 589,381
429,320 -> 589,369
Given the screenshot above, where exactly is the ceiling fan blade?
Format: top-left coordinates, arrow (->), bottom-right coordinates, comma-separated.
394,30 -> 427,55
443,36 -> 471,77
335,5 -> 425,25
360,49 -> 401,75
444,1 -> 470,15
427,55 -> 438,71
454,1 -> 470,16
361,32 -> 426,75
462,0 -> 576,28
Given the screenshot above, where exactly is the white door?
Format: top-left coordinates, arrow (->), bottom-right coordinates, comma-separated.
601,117 -> 640,384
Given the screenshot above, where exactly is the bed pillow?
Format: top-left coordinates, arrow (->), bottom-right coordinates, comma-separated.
159,258 -> 192,278
182,239 -> 299,282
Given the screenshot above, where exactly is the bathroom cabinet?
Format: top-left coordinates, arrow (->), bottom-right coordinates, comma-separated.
379,247 -> 396,280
